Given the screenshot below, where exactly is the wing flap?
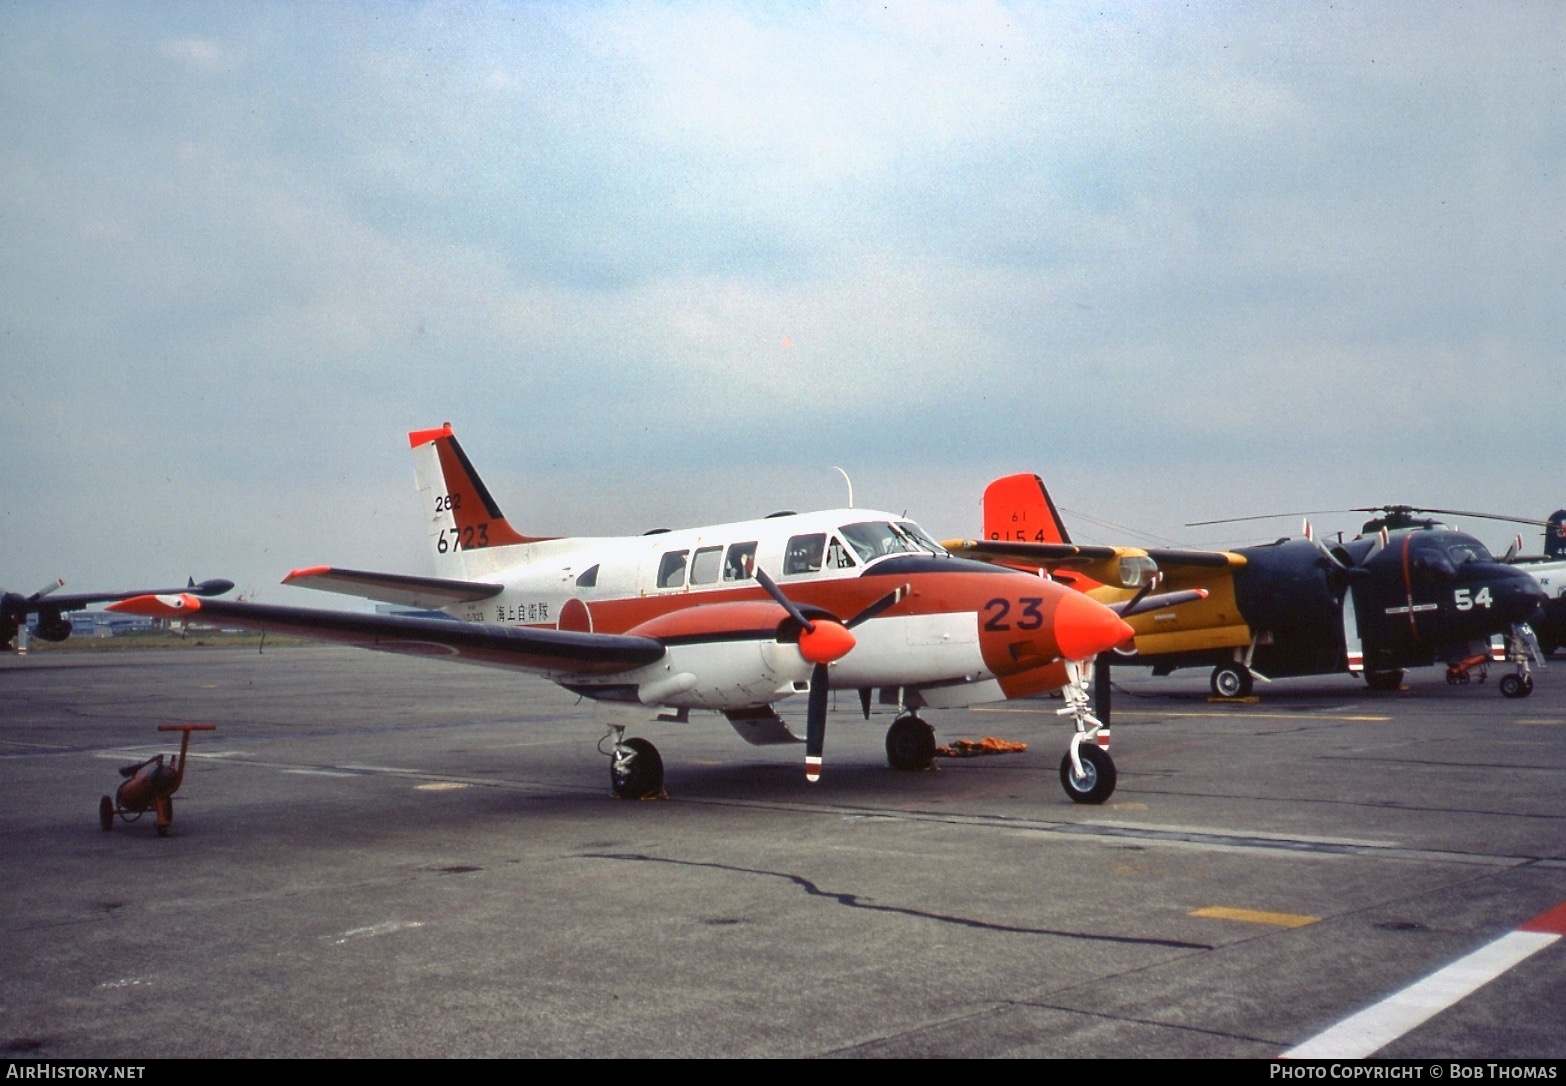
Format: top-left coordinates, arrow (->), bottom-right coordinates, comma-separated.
108,596 -> 663,676
283,566 -> 504,609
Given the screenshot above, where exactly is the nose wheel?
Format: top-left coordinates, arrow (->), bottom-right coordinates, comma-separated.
1060,742 -> 1116,805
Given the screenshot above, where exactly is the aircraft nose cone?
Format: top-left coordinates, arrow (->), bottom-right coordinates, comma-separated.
1054,591 -> 1135,661
799,620 -> 856,665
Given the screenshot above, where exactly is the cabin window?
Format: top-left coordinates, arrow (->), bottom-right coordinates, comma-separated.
784,533 -> 826,575
575,564 -> 599,588
657,550 -> 689,588
690,546 -> 723,585
825,536 -> 857,569
724,542 -> 757,581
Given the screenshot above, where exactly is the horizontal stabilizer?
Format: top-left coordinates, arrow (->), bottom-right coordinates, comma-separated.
283,566 -> 503,609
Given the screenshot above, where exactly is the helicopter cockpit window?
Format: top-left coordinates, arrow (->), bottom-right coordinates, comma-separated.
784,533 -> 826,575
1446,541 -> 1493,564
575,564 -> 599,588
657,550 -> 689,588
841,521 -> 923,563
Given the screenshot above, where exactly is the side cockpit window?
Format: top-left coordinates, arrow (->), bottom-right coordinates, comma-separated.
575,564 -> 599,588
724,542 -> 757,581
825,536 -> 857,569
657,550 -> 689,588
784,533 -> 826,575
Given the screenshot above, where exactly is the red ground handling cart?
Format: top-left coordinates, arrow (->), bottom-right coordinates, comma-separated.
99,724 -> 215,836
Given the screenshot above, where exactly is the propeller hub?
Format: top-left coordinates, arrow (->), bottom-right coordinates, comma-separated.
798,620 -> 856,665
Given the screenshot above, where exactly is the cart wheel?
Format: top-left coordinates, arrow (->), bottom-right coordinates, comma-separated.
98,796 -> 114,832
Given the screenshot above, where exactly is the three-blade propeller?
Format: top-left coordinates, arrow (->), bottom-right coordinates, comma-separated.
754,568 -> 907,782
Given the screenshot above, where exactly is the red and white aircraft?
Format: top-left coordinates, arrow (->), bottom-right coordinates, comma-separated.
113,425 -> 1149,802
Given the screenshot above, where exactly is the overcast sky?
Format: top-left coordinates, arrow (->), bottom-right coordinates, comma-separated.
4,1 -> 1563,603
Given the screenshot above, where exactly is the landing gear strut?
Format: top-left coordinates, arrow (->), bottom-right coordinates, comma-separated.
1058,659 -> 1116,804
885,715 -> 936,772
1498,623 -> 1543,699
602,728 -> 665,799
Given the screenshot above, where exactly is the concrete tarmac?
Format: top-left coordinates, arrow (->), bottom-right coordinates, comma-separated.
1,645 -> 1563,1058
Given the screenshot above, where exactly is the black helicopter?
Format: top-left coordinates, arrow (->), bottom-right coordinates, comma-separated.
1175,506 -> 1549,698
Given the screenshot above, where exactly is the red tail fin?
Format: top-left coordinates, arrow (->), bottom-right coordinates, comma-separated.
409,425 -> 543,575
982,474 -> 1072,545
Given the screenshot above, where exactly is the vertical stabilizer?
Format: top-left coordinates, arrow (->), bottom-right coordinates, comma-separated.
982,473 -> 1073,545
409,423 -> 541,578
1548,511 -> 1566,559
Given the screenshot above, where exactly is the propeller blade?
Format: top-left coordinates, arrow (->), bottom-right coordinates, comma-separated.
858,687 -> 872,720
1504,536 -> 1522,563
29,579 -> 65,603
754,567 -> 814,632
1343,589 -> 1364,673
805,662 -> 829,781
845,584 -> 908,629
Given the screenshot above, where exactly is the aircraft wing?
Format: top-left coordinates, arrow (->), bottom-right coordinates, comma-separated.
944,539 -> 1244,587
2,577 -> 234,615
107,595 -> 664,676
283,566 -> 503,609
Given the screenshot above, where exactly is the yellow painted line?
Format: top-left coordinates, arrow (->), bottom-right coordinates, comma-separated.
416,781 -> 469,792
1512,719 -> 1566,727
1191,905 -> 1318,928
973,706 -> 1389,722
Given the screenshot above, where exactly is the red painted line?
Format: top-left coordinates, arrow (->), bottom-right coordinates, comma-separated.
1518,900 -> 1566,935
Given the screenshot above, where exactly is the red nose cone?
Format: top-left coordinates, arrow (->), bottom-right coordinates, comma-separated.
1053,591 -> 1135,661
798,620 -> 856,665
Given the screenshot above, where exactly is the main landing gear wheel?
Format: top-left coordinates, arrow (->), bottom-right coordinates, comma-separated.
98,796 -> 114,832
610,737 -> 665,798
1499,673 -> 1534,699
885,716 -> 936,772
1365,669 -> 1404,691
1210,663 -> 1253,698
1060,744 -> 1116,805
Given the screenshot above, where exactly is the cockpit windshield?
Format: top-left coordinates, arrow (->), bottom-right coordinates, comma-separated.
839,520 -> 947,563
1446,539 -> 1493,564
895,521 -> 948,556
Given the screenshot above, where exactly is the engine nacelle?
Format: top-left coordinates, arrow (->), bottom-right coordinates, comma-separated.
33,609 -> 73,642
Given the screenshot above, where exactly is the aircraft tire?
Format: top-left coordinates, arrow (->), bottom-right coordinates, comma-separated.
1365,669 -> 1405,691
1210,664 -> 1253,699
610,737 -> 665,799
1500,674 -> 1532,699
885,716 -> 936,772
1060,745 -> 1116,805
98,796 -> 114,832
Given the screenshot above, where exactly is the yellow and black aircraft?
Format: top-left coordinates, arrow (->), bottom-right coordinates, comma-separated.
945,476 -> 1548,701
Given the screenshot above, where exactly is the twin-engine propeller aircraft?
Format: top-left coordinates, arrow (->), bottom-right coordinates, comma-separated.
2,578 -> 234,650
946,477 -> 1548,700
112,426 -> 1151,803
